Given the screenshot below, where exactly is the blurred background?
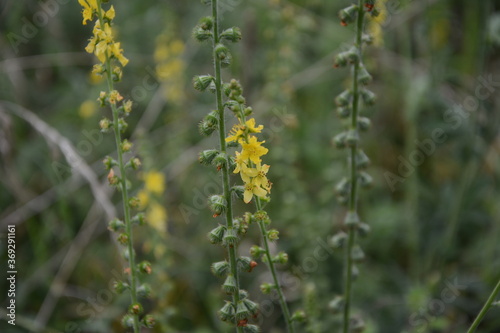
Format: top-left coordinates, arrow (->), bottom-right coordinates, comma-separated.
1,0 -> 500,332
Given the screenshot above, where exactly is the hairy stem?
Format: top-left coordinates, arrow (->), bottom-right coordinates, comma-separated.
96,3 -> 140,332
255,199 -> 295,333
211,1 -> 242,331
466,279 -> 500,333
343,2 -> 364,332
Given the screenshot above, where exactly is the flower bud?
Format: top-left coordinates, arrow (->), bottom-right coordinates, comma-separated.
250,245 -> 264,258
112,66 -> 122,82
121,139 -> 132,152
113,280 -> 129,294
260,283 -> 275,294
220,27 -> 242,42
222,274 -> 238,294
193,26 -> 213,42
211,260 -> 230,277
273,251 -> 288,264
129,302 -> 143,315
223,226 -> 239,246
253,211 -> 270,225
142,314 -> 156,328
329,231 -> 348,248
267,229 -> 279,241
208,195 -> 227,217
360,88 -> 376,106
138,261 -> 152,274
291,310 -> 307,322
218,301 -> 236,322
358,117 -> 371,131
199,149 -> 219,166
335,90 -> 352,107
99,117 -> 112,132
117,118 -> 128,133
193,75 -> 215,92
358,64 -> 372,85
358,171 -> 373,188
339,5 -> 358,26
328,295 -> 344,314
108,218 -> 125,232
126,157 -> 141,170
208,225 -> 226,244
137,283 -> 151,298
103,156 -> 117,170
117,233 -> 129,245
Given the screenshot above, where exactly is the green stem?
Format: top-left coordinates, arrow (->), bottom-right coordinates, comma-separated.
467,279 -> 500,333
342,2 -> 364,333
255,199 -> 295,333
211,1 -> 242,332
96,3 -> 140,332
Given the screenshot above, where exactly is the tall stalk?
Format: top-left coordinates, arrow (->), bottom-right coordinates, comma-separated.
78,0 -> 154,330
466,279 -> 500,333
331,1 -> 377,332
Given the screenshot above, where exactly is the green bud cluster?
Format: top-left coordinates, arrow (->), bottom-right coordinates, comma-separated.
332,2 -> 378,332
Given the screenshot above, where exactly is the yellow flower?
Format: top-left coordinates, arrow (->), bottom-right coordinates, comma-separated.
110,42 -> 129,66
243,163 -> 270,190
147,203 -> 167,232
240,136 -> 268,164
137,189 -> 150,210
225,118 -> 264,143
144,171 -> 165,195
105,6 -> 115,20
78,0 -> 97,25
243,181 -> 268,204
79,100 -> 97,118
170,40 -> 185,55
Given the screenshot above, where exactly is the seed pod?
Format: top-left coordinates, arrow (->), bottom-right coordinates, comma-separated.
344,211 -> 360,227
193,75 -> 214,91
231,185 -> 245,201
267,229 -> 279,241
211,260 -> 230,277
113,280 -> 129,294
360,88 -> 376,106
358,64 -> 372,85
351,245 -> 365,263
243,325 -> 260,333
273,251 -> 288,264
208,225 -> 226,245
356,149 -> 370,169
199,16 -> 214,30
239,289 -> 249,299
236,301 -> 250,320
333,132 -> 348,149
137,261 -> 152,274
223,227 -> 239,246
335,89 -> 352,107
212,152 -> 228,170
215,43 -> 232,67
108,218 -> 125,232
352,264 -> 360,280
199,149 -> 219,166
243,298 -> 259,316
222,274 -> 238,294
358,117 -> 371,131
142,315 -> 156,328
337,106 -> 351,119
208,195 -> 227,217
334,51 -> 349,68
250,245 -> 264,258
220,27 -> 242,42
357,222 -> 371,237
218,301 -> 236,322
339,5 -> 359,26
237,256 -> 253,272
350,317 -> 366,333
128,303 -> 143,315
137,283 -> 151,298
121,314 -> 134,328
359,171 -> 373,188
291,310 -> 307,322
345,129 -> 360,147
346,46 -> 360,63
193,26 -> 213,42
131,213 -> 146,226
329,231 -> 348,248
335,177 -> 351,196
260,283 -> 275,294
328,295 -> 345,314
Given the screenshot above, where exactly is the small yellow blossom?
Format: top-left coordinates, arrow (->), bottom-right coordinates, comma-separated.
242,163 -> 270,190
108,90 -> 123,104
240,136 -> 268,164
79,100 -> 97,118
144,171 -> 165,195
105,6 -> 115,20
78,0 -> 97,25
147,203 -> 167,232
226,118 -> 264,143
243,181 -> 268,204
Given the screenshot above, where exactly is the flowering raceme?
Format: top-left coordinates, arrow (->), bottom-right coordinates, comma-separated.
84,17 -> 128,66
227,118 -> 271,203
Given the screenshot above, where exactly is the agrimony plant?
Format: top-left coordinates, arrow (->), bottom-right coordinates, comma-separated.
78,0 -> 154,331
331,1 -> 378,332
